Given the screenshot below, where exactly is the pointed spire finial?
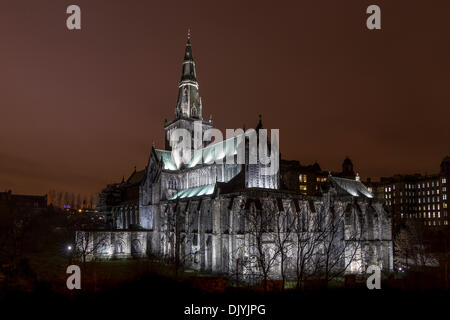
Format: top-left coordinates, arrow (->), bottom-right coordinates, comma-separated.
187,28 -> 191,41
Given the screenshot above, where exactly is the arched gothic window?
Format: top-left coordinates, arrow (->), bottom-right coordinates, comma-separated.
168,177 -> 177,190
191,105 -> 197,117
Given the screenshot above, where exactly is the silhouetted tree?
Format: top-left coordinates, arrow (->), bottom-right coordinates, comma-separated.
76,193 -> 81,209
395,220 -> 437,271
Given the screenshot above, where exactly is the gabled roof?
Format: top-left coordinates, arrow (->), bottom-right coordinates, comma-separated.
154,133 -> 247,171
328,176 -> 373,198
154,149 -> 178,170
127,169 -> 145,185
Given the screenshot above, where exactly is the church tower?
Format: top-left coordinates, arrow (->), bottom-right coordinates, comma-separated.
164,31 -> 212,150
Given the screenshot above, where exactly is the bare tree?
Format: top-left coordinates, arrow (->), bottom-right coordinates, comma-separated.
0,204 -> 54,278
394,220 -> 437,271
76,193 -> 81,210
73,231 -> 109,265
65,211 -> 108,266
82,195 -> 88,209
63,192 -> 69,207
47,189 -> 56,206
0,206 -> 33,268
159,202 -> 186,278
292,202 -> 323,289
88,194 -> 93,209
316,203 -> 362,285
70,193 -> 75,209
272,199 -> 296,290
159,200 -> 213,279
56,191 -> 63,208
243,198 -> 281,293
90,193 -> 98,209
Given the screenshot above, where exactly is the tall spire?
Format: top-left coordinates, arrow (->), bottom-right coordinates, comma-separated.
181,29 -> 196,82
175,30 -> 202,119
165,32 -> 211,151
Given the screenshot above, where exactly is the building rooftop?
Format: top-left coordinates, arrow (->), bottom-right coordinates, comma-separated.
168,184 -> 215,200
154,133 -> 245,171
329,176 -> 374,198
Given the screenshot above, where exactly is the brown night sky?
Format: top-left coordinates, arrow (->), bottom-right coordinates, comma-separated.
0,0 -> 449,198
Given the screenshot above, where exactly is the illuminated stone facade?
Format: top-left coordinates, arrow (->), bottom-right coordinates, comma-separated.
82,37 -> 393,279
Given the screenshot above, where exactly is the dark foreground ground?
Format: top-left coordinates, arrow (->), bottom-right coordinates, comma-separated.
1,260 -> 449,319
2,209 -> 447,317
2,278 -> 450,318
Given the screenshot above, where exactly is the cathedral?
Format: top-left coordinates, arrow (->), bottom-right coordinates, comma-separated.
77,35 -> 393,281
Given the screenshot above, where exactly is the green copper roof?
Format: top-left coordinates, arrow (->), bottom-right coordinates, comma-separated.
329,176 -> 373,198
154,149 -> 178,171
168,184 -> 215,200
155,133 -> 245,171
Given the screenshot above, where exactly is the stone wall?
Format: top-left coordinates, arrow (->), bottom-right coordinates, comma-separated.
153,191 -> 393,280
75,230 -> 149,260
87,191 -> 393,281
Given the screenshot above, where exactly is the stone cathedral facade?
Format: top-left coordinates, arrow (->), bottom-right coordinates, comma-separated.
78,36 -> 393,279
